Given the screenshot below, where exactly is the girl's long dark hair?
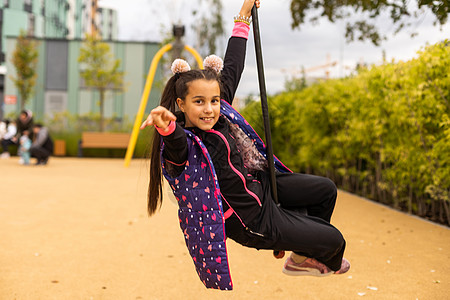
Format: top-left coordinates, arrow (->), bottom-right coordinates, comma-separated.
147,68 -> 220,216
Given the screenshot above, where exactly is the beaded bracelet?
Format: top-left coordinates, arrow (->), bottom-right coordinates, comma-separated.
233,14 -> 252,26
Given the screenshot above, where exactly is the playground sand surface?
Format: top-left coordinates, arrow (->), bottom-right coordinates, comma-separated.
1,157 -> 449,300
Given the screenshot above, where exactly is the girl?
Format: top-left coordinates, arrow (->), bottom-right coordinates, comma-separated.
141,0 -> 349,290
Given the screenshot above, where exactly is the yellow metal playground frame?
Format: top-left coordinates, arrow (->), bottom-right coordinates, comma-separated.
124,44 -> 203,167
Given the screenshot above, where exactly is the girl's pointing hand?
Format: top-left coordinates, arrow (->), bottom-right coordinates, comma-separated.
140,106 -> 176,130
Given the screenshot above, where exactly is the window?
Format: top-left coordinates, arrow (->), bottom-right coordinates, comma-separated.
24,0 -> 32,13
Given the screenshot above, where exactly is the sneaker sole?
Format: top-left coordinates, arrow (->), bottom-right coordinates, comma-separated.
282,266 -> 334,277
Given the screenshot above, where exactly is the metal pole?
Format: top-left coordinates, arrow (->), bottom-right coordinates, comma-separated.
251,6 -> 278,205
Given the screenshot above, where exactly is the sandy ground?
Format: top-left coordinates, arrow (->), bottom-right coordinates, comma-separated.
1,157 -> 449,300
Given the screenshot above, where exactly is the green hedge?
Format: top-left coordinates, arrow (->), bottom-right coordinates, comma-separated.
242,40 -> 450,226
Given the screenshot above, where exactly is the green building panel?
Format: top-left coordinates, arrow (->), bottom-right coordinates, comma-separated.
3,10 -> 28,53
103,90 -> 115,118
34,39 -> 46,119
113,42 -> 126,118
100,10 -> 108,39
111,11 -> 118,40
78,89 -> 93,115
73,0 -> 84,39
34,15 -> 45,38
143,43 -> 163,114
67,40 -> 81,115
123,43 -> 145,119
90,90 -> 100,114
9,0 -> 25,10
32,0 -> 43,15
4,37 -> 18,116
43,0 -> 67,38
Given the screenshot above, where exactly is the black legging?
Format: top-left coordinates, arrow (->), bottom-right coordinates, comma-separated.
226,172 -> 346,271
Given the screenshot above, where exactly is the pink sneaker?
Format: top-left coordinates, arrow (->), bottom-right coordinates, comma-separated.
335,258 -> 350,274
282,256 -> 333,277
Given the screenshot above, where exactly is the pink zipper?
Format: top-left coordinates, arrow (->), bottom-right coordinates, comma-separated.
207,129 -> 262,207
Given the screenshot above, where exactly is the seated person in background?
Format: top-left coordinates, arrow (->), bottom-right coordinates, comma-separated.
1,119 -> 17,159
0,119 -> 7,138
31,123 -> 53,165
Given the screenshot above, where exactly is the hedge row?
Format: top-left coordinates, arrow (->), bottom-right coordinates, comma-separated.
242,41 -> 450,226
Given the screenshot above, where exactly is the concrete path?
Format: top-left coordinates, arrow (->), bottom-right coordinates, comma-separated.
1,158 -> 449,299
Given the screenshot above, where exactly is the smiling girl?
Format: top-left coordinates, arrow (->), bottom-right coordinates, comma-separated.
141,0 -> 349,290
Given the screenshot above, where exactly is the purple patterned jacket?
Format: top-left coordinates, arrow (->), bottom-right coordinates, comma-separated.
161,100 -> 290,290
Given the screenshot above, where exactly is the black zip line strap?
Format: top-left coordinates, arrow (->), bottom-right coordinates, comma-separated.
251,5 -> 279,205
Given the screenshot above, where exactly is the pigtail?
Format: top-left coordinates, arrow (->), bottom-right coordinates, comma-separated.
148,133 -> 163,216
147,75 -> 179,216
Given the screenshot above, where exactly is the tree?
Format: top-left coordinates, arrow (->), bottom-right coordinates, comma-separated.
191,0 -> 225,55
242,40 -> 450,225
289,0 -> 449,46
78,34 -> 124,132
10,30 -> 39,111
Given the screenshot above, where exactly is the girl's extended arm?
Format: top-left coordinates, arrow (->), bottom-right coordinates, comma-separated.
141,106 -> 188,170
220,0 -> 260,104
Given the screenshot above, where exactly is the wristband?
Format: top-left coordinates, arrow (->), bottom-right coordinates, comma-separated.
232,21 -> 250,39
155,120 -> 176,136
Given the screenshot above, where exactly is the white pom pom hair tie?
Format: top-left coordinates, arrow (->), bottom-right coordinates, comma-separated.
203,55 -> 223,74
171,59 -> 191,74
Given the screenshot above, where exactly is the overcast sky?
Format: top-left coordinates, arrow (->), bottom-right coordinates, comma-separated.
100,0 -> 450,99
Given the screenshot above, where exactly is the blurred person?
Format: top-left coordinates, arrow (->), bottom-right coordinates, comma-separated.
18,130 -> 32,165
31,123 -> 53,165
0,119 -> 7,139
15,110 -> 34,141
1,119 -> 17,158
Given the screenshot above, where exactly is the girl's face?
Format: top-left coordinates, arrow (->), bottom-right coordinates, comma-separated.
177,79 -> 221,131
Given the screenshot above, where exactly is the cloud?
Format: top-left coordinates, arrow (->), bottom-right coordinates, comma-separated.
101,0 -> 450,97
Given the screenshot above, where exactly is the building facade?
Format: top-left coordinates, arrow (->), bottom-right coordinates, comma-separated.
4,36 -> 163,122
0,0 -> 129,121
1,0 -> 117,62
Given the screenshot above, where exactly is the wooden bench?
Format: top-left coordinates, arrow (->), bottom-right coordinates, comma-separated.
79,132 -> 131,156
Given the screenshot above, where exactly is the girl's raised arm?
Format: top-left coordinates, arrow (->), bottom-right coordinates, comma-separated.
220,0 -> 260,104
